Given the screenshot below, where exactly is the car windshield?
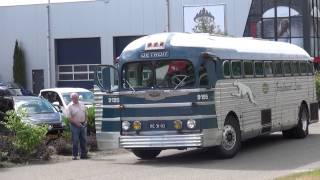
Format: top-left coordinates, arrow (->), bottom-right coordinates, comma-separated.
62,92 -> 94,105
122,60 -> 195,89
15,98 -> 56,114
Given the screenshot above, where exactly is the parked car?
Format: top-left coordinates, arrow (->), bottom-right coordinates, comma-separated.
39,88 -> 94,115
0,85 -> 23,96
0,96 -> 64,133
0,82 -> 33,96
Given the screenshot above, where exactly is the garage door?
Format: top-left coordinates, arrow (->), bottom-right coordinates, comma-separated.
55,38 -> 101,90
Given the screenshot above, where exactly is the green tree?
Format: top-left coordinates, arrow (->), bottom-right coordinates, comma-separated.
13,40 -> 26,88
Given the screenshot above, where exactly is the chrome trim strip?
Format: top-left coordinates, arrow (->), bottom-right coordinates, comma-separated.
119,134 -> 203,148
96,117 -> 121,121
124,102 -> 192,108
121,114 -> 216,121
97,101 -> 215,109
94,88 -> 215,96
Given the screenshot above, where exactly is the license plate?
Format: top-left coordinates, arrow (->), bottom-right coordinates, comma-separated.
149,121 -> 166,129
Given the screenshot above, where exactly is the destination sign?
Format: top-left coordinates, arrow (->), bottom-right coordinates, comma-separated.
140,51 -> 169,59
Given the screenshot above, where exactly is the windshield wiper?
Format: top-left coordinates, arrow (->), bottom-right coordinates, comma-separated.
174,75 -> 189,90
123,78 -> 135,92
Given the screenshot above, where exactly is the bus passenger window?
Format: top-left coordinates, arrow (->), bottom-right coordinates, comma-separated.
300,62 -> 307,75
291,61 -> 299,75
223,61 -> 230,77
274,62 -> 283,76
244,61 -> 253,77
199,64 -> 208,87
264,61 -> 273,77
231,61 -> 241,77
284,62 -> 292,75
254,62 -> 264,77
308,62 -> 314,75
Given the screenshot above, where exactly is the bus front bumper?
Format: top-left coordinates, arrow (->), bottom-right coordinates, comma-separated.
119,134 -> 203,149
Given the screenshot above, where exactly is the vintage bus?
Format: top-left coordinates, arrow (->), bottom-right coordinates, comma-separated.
94,32 -> 319,159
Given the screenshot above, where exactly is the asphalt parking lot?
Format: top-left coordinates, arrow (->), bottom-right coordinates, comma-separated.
2,123 -> 320,180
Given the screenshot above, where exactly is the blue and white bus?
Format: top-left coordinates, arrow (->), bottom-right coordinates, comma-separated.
94,33 -> 318,159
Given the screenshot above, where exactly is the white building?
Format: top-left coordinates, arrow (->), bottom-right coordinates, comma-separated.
2,0 -> 315,93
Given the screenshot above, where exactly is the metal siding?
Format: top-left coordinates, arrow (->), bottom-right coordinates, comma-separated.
215,75 -> 316,138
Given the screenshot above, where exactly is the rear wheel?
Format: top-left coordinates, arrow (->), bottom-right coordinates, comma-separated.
132,149 -> 161,160
282,105 -> 309,138
217,116 -> 241,158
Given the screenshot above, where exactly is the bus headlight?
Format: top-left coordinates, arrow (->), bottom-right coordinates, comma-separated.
132,121 -> 142,131
187,119 -> 196,129
174,120 -> 183,130
122,121 -> 131,131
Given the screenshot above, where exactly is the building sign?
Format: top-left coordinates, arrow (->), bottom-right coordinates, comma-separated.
140,51 -> 169,59
184,5 -> 225,34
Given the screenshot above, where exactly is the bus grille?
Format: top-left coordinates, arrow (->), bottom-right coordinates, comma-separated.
119,134 -> 203,148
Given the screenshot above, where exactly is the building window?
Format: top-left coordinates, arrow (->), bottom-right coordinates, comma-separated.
244,0 -> 304,48
57,64 -> 99,81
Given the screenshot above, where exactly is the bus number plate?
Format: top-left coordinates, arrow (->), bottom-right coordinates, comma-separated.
149,121 -> 166,129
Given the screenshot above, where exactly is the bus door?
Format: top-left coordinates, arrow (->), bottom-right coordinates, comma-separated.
94,65 -> 121,149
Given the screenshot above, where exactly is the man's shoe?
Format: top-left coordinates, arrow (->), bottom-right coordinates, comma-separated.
72,156 -> 78,160
80,155 -> 89,159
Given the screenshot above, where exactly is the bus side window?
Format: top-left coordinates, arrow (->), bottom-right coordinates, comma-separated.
284,62 -> 292,76
254,61 -> 264,77
244,61 -> 253,77
308,62 -> 314,75
274,61 -> 283,77
300,61 -> 307,75
291,61 -> 299,76
223,60 -> 231,78
231,60 -> 242,78
199,64 -> 208,87
264,61 -> 273,77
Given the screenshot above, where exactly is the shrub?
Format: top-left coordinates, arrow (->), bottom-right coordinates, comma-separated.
86,107 -> 96,135
4,110 -> 48,158
316,73 -> 320,101
13,40 -> 27,88
61,116 -> 71,141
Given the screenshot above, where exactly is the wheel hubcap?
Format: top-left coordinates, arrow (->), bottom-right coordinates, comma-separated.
222,125 -> 237,151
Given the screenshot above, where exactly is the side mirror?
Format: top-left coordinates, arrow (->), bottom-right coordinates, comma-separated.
94,65 -> 119,92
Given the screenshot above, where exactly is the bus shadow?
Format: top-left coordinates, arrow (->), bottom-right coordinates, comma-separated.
133,133 -> 320,171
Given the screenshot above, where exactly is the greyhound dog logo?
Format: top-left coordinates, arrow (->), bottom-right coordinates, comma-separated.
232,81 -> 257,105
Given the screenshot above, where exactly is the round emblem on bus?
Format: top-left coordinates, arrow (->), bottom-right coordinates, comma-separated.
262,83 -> 269,94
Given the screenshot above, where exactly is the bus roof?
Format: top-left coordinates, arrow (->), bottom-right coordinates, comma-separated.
122,33 -> 311,61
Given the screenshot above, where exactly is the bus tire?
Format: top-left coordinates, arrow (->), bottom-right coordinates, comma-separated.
217,116 -> 241,158
282,105 -> 309,138
132,149 -> 161,160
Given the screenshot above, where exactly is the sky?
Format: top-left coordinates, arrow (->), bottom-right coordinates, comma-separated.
0,0 -> 93,6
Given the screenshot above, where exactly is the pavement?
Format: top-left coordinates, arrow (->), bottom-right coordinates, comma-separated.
2,123 -> 320,180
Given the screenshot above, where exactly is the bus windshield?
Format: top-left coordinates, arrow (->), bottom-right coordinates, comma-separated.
122,60 -> 195,89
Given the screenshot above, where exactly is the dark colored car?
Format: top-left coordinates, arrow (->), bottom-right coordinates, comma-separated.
0,85 -> 22,96
0,96 -> 64,133
0,82 -> 33,96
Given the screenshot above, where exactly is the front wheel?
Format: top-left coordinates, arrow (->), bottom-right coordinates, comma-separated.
216,116 -> 241,158
132,149 -> 161,160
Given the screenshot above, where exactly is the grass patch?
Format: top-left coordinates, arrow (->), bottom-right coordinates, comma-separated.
277,169 -> 320,180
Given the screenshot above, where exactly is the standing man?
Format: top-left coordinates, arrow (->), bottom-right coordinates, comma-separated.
67,92 -> 88,160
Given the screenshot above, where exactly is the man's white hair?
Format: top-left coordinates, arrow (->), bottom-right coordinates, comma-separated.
70,92 -> 79,98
